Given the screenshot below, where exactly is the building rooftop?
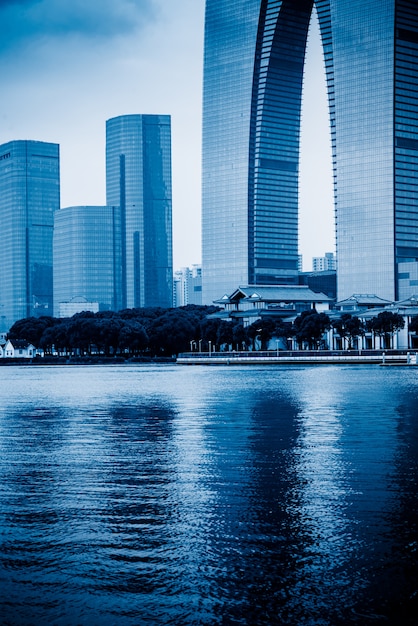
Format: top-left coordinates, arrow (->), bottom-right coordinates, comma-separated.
215,284 -> 332,305
335,294 -> 393,309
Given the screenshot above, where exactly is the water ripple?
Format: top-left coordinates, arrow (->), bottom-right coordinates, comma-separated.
0,365 -> 417,624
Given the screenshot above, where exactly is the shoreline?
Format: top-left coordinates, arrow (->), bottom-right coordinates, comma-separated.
0,356 -> 176,366
1,351 -> 417,367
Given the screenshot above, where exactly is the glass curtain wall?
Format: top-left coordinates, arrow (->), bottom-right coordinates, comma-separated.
202,0 -> 418,304
106,115 -> 173,309
53,206 -> 122,315
202,0 -> 313,305
0,140 -> 59,329
395,0 -> 418,299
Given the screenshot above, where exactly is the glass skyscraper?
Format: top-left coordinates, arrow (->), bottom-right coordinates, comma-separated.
0,140 -> 59,329
53,205 -> 122,316
106,114 -> 173,309
202,0 -> 418,303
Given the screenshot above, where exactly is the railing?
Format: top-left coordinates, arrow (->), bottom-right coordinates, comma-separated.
179,349 -> 409,358
177,349 -> 416,365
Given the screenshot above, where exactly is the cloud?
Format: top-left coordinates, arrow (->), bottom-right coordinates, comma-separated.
0,0 -> 156,53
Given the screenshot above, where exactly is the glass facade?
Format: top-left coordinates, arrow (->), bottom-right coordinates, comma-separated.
53,206 -> 123,315
202,0 -> 260,305
106,115 -> 173,309
327,0 -> 396,301
0,140 -> 59,329
394,0 -> 418,299
202,0 -> 418,304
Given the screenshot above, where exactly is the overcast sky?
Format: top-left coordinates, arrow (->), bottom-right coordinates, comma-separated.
0,0 -> 334,271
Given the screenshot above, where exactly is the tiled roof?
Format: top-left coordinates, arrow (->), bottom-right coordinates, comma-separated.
216,285 -> 332,304
335,294 -> 393,307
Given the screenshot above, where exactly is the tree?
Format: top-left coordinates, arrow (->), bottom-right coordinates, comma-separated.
366,311 -> 405,348
232,321 -> 248,351
332,313 -> 365,349
292,310 -> 331,349
66,313 -> 97,355
199,317 -> 222,349
39,321 -> 70,355
118,320 -> 148,355
148,310 -> 196,355
8,316 -> 56,347
272,319 -> 292,350
96,316 -> 123,355
216,320 -> 235,350
246,317 -> 277,350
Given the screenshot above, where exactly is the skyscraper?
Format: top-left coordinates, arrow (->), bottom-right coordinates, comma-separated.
0,140 -> 59,329
106,114 -> 173,309
202,0 -> 418,304
53,205 -> 122,316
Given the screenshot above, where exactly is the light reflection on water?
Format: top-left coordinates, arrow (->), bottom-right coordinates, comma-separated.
0,364 -> 417,625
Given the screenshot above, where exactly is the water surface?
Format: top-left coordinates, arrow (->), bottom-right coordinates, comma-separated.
0,364 -> 417,625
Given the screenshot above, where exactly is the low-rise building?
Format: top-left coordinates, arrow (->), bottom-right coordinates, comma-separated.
212,284 -> 332,326
3,339 -> 36,358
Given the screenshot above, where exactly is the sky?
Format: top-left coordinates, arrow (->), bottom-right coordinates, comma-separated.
0,0 -> 334,272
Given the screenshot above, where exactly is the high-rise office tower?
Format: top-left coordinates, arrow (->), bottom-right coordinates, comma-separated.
0,140 -> 60,329
202,1 -> 418,304
53,205 -> 122,316
106,114 -> 173,309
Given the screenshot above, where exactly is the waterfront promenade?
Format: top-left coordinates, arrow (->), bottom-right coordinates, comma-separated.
177,349 -> 417,366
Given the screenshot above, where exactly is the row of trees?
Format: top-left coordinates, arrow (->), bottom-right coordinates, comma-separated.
296,310 -> 410,350
8,306 -> 218,357
7,307 -> 414,357
332,311 -> 408,349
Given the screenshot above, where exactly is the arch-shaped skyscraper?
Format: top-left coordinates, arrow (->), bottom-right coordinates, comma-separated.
202,0 -> 418,304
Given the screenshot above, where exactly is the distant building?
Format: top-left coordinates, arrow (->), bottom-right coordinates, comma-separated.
173,265 -> 202,307
0,140 -> 60,329
106,114 -> 173,309
312,253 -> 336,272
58,298 -> 100,318
299,270 -> 337,300
53,205 -> 122,316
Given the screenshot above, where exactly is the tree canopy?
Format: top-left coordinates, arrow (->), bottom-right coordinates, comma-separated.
332,313 -> 365,349
246,317 -> 290,350
292,310 -> 331,349
366,311 -> 405,348
8,306 -> 219,357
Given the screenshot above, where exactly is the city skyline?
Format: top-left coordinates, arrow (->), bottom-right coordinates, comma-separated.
0,0 -> 334,272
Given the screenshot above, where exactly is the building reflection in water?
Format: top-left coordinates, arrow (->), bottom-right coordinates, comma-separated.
0,365 -> 417,625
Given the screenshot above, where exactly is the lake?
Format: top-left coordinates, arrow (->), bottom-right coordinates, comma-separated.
0,363 -> 417,625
